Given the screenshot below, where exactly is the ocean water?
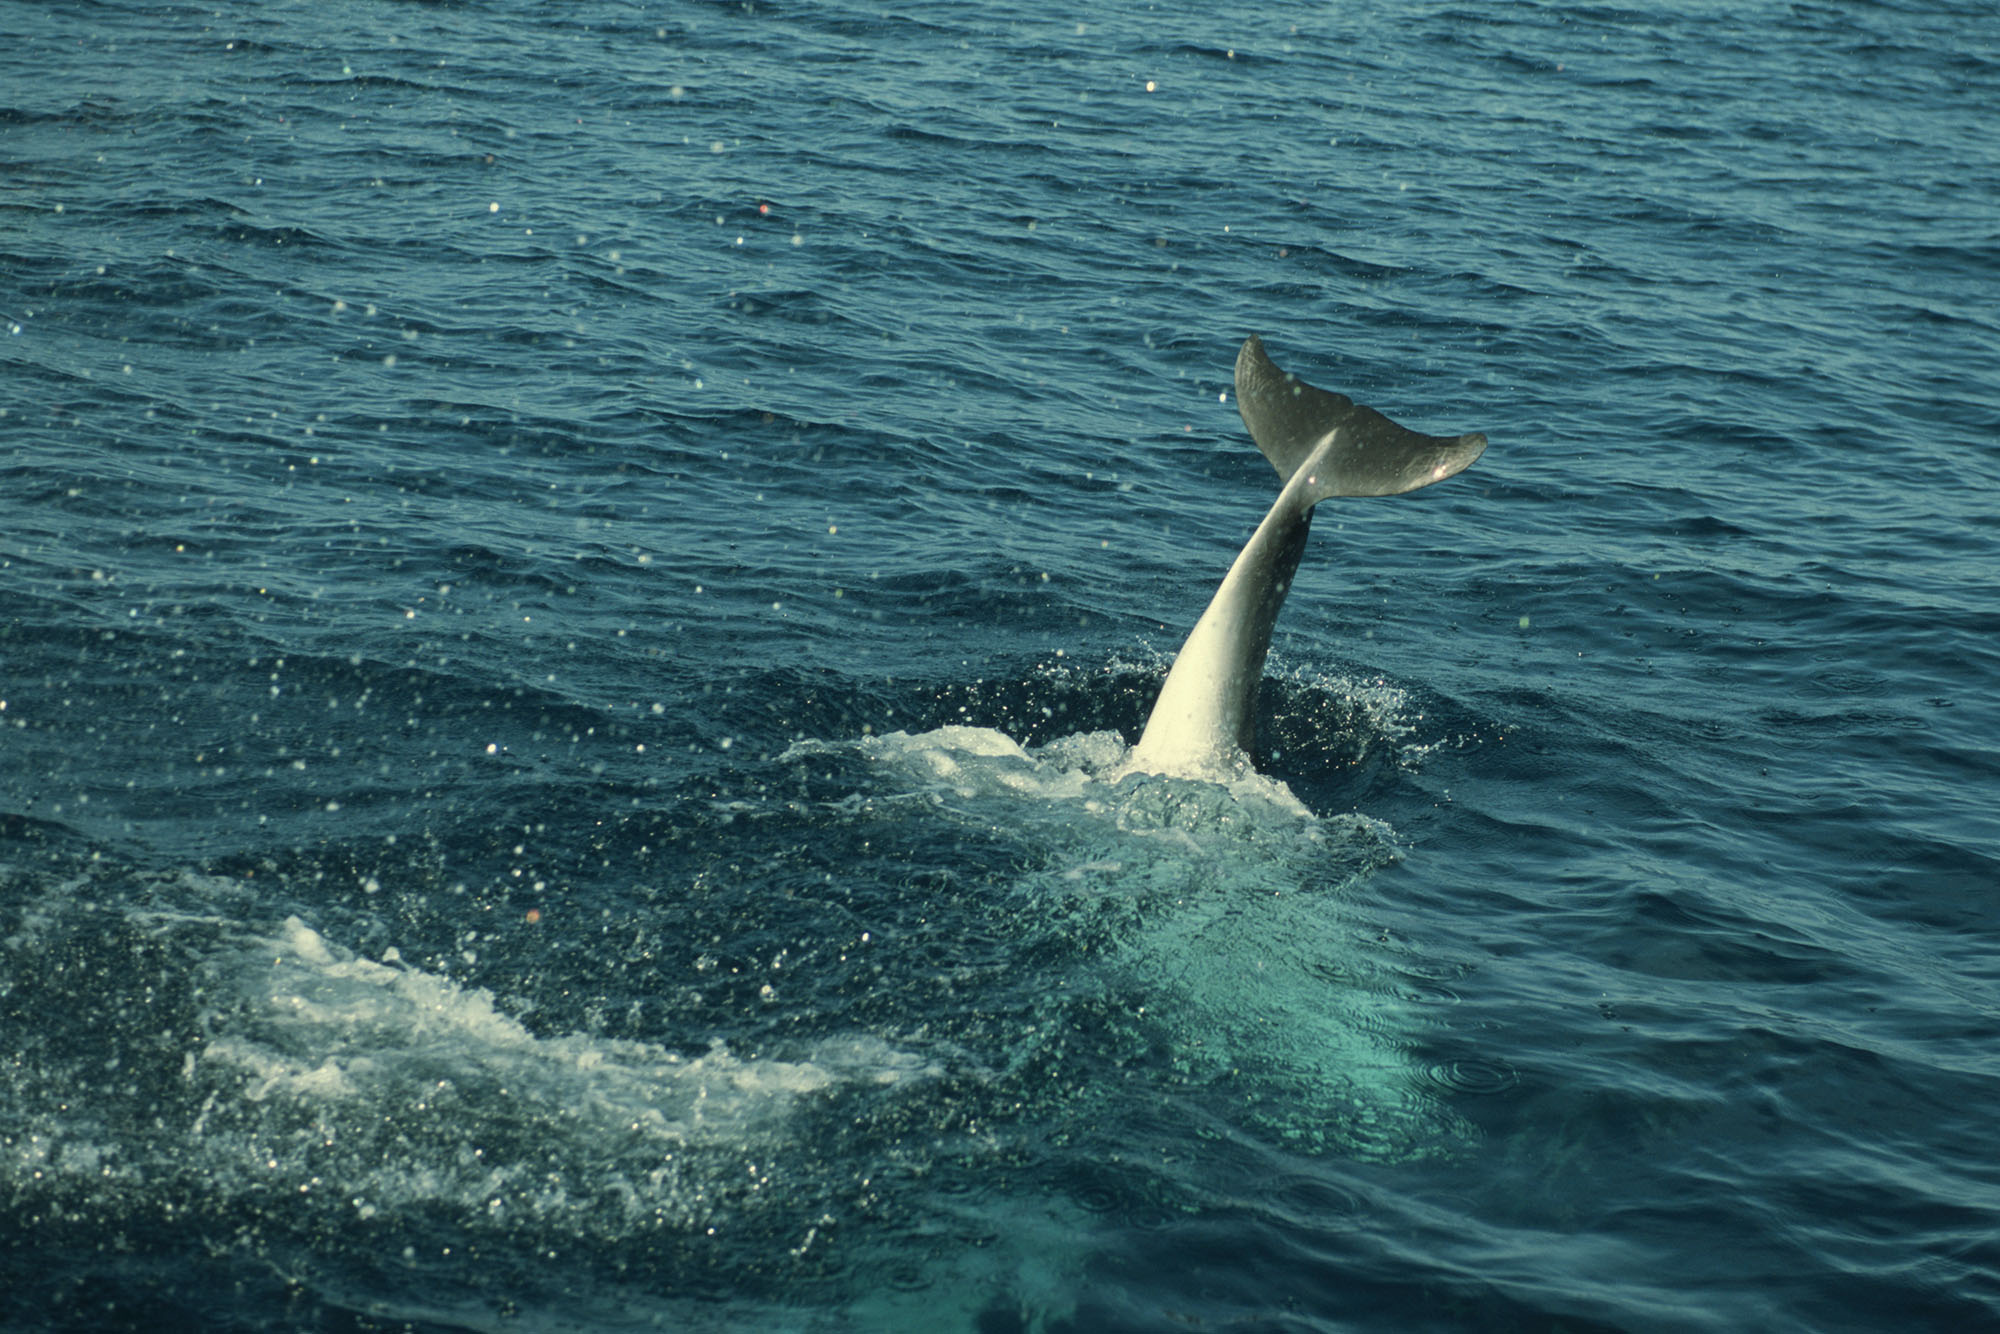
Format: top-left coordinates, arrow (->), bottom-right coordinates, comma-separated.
3,0 -> 1997,1329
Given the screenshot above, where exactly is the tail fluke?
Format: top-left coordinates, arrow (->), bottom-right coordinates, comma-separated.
1127,337 -> 1490,778
1235,334 -> 1486,501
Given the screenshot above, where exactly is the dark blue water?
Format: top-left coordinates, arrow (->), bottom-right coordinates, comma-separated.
5,1 -> 1998,1330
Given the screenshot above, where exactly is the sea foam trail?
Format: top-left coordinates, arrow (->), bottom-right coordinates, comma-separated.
797,723 -> 1472,1163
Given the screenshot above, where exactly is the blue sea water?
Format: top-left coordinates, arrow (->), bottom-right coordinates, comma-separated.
4,0 -> 1998,1329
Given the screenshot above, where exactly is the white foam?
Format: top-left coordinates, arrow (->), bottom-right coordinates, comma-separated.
840,724 -> 1317,823
804,721 -> 1462,1160
203,917 -> 928,1145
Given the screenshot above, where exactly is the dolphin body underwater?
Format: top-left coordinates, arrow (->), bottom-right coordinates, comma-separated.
1126,335 -> 1488,779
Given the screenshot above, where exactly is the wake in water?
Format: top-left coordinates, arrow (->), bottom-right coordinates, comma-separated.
0,660 -> 1474,1330
808,717 -> 1474,1162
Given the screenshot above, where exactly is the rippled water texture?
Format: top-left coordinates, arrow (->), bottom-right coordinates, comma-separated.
3,1 -> 1998,1330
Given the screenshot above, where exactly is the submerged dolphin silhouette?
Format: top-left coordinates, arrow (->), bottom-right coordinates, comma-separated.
1127,335 -> 1487,777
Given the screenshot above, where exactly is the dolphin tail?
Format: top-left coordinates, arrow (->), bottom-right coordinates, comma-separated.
1234,334 -> 1487,502
1126,337 -> 1488,778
